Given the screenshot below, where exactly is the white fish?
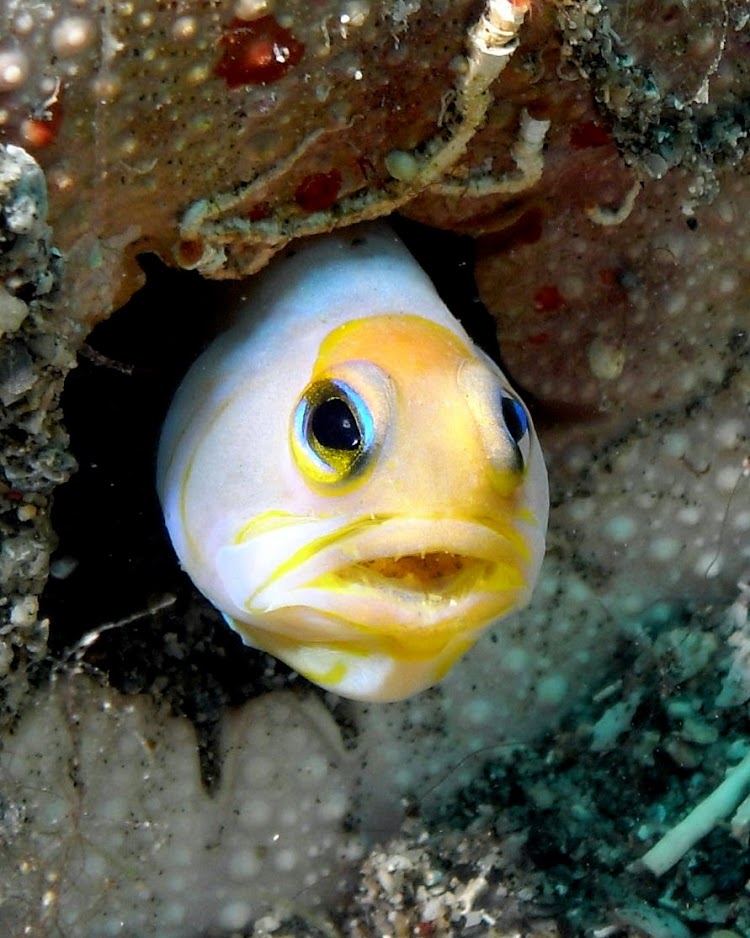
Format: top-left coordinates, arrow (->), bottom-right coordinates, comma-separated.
157,225 -> 548,701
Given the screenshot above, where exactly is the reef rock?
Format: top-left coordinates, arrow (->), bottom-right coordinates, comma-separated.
0,0 -> 534,311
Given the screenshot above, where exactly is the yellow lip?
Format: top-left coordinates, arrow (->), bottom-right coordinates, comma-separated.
216,511 -> 536,657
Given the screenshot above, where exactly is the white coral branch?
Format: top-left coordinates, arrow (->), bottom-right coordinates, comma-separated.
634,747 -> 750,876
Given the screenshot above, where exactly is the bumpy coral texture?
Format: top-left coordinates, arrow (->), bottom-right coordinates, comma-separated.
0,675 -> 357,937
0,0 -> 526,309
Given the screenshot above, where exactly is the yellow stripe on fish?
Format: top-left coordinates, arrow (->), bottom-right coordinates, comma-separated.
157,225 -> 548,701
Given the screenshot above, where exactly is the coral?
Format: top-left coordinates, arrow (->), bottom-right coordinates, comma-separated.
178,0 -> 532,275
0,673 -> 358,937
637,747 -> 750,876
0,144 -> 74,698
470,0 -> 750,648
556,0 -> 750,186
0,0 -> 534,308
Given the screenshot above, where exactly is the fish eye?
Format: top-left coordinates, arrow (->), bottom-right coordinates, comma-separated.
292,379 -> 375,486
310,397 -> 361,450
500,394 -> 529,446
457,359 -> 535,490
499,392 -> 531,472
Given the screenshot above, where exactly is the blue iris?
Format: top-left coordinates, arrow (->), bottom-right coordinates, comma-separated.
501,395 -> 529,444
293,379 -> 375,482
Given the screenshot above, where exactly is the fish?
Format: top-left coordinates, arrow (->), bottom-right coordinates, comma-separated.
157,225 -> 548,701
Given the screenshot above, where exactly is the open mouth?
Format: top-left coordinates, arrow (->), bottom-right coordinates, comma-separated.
217,512 -> 535,634
336,552 -> 495,597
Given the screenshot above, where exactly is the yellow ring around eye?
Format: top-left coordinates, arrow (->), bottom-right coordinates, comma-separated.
291,379 -> 375,488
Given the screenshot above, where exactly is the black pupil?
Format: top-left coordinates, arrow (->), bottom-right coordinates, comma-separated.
311,397 -> 361,450
501,396 -> 528,443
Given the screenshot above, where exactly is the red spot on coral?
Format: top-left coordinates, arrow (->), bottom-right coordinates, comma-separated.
528,331 -> 550,345
214,16 -> 304,87
176,239 -> 205,267
533,284 -> 565,312
247,202 -> 271,221
526,98 -> 552,122
21,97 -> 64,149
415,924 -> 436,938
570,121 -> 611,149
294,170 -> 342,212
7,489 -> 24,502
598,267 -> 618,287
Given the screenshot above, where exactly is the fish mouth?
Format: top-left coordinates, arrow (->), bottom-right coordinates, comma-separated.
216,513 -> 537,649
335,551 -> 495,598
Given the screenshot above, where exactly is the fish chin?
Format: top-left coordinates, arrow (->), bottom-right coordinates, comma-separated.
220,613 -> 470,701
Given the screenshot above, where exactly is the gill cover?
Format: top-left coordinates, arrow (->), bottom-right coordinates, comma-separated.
157,225 -> 548,701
